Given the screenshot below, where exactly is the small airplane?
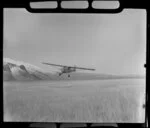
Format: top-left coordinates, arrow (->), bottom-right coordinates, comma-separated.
42,62 -> 95,77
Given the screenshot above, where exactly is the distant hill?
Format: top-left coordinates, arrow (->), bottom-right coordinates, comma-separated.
3,58 -> 51,81
3,58 -> 145,81
47,72 -> 145,81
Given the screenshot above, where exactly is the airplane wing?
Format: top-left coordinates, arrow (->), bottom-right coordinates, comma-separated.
42,62 -> 65,67
75,67 -> 95,71
42,62 -> 95,71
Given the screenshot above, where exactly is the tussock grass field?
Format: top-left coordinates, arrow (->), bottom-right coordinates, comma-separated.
4,79 -> 145,122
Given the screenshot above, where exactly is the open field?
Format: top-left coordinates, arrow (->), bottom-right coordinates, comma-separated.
3,79 -> 145,122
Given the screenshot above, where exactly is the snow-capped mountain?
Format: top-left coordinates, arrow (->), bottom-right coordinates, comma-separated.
3,58 -> 50,81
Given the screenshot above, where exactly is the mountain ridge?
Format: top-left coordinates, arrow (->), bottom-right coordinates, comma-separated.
3,58 -> 145,81
3,58 -> 51,81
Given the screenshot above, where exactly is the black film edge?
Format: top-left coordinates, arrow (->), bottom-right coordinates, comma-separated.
6,0 -> 124,13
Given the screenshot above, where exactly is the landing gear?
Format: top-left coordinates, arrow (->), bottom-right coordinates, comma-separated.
68,74 -> 70,77
59,73 -> 61,76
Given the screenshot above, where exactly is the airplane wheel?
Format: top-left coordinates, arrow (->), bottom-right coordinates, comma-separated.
59,73 -> 61,76
68,74 -> 70,77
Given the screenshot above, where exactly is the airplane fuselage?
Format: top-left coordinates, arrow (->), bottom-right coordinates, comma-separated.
61,66 -> 76,73
42,62 -> 95,77
58,67 -> 76,77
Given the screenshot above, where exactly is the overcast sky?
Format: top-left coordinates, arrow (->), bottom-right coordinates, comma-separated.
4,8 -> 146,75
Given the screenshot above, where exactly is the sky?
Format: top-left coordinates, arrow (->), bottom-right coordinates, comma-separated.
3,8 -> 146,75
